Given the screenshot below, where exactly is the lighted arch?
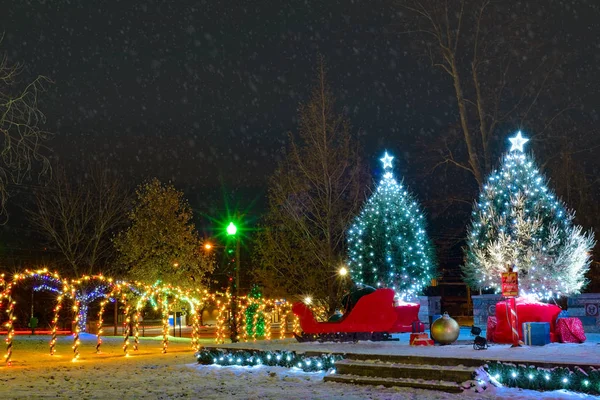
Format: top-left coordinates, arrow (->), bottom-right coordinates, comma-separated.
0,268 -> 295,364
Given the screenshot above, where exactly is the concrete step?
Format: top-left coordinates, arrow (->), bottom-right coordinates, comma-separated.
335,359 -> 476,383
324,374 -> 464,393
343,352 -> 485,368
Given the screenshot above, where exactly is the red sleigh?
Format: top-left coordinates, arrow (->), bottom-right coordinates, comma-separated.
292,288 -> 420,342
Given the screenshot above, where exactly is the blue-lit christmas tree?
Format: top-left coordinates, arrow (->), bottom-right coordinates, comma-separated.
463,132 -> 595,299
346,152 -> 437,300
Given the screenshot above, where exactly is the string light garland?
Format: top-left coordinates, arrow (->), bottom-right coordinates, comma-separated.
4,295 -> 15,365
121,294 -> 131,356
347,151 -> 437,300
71,293 -> 81,362
96,298 -> 109,353
160,293 -> 169,354
0,268 -> 294,363
195,348 -> 343,372
190,304 -> 202,351
50,293 -> 65,355
133,291 -> 151,352
463,132 -> 595,299
485,362 -> 600,395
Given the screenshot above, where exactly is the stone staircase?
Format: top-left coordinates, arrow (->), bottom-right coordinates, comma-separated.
324,353 -> 483,393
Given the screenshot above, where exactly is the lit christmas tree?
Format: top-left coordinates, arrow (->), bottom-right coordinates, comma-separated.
346,151 -> 437,300
245,284 -> 265,337
463,132 -> 595,299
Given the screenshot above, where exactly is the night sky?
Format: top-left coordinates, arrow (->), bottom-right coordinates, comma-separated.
2,0 -> 600,265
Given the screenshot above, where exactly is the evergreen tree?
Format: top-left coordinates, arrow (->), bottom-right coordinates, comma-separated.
114,178 -> 215,288
244,284 -> 265,337
347,152 -> 437,300
463,132 -> 595,298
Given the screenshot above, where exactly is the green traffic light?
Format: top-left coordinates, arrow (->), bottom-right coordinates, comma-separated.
226,222 -> 237,236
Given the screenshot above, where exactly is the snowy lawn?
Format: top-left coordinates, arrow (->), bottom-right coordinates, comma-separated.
0,333 -> 597,399
204,329 -> 600,368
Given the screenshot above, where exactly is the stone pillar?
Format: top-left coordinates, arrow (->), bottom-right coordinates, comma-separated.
417,296 -> 441,328
567,293 -> 600,333
472,294 -> 503,328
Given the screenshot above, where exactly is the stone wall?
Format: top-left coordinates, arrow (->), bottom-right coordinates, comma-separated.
472,294 -> 502,328
567,293 -> 600,333
417,296 -> 441,328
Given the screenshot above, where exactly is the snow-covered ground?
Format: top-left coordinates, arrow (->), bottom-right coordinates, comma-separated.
205,329 -> 600,367
0,333 -> 597,399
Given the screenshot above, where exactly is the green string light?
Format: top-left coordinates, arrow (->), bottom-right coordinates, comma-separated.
485,362 -> 600,395
196,348 -> 343,372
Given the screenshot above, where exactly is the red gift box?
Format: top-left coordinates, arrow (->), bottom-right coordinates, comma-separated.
410,333 -> 434,346
556,317 -> 586,343
411,320 -> 425,333
493,299 -> 561,343
413,338 -> 435,346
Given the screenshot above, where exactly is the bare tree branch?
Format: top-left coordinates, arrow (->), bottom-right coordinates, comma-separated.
0,41 -> 52,222
26,164 -> 131,277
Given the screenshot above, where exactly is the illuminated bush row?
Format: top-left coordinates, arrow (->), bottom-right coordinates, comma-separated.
195,348 -> 343,372
486,361 -> 600,395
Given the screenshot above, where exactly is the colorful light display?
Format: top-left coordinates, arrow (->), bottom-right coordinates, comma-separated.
0,269 -> 297,364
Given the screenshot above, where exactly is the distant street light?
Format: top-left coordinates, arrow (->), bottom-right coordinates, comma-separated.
339,266 -> 348,277
226,222 -> 237,236
204,242 -> 213,251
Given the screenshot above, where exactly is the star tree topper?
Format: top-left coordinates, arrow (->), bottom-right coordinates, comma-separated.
380,152 -> 394,169
509,131 -> 529,152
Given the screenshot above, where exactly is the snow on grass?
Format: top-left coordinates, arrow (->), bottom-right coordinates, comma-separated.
0,334 -> 597,399
203,330 -> 600,368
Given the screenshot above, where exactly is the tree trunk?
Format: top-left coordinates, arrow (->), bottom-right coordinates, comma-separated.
449,54 -> 484,187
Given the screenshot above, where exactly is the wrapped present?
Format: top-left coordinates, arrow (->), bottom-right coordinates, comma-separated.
522,322 -> 551,346
410,333 -> 434,346
486,316 -> 497,343
556,317 -> 586,343
413,338 -> 435,346
494,299 -> 561,343
409,333 -> 431,346
411,320 -> 425,333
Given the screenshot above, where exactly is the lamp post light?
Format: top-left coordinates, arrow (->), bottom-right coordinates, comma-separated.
226,222 -> 237,236
225,219 -> 241,343
226,222 -> 240,298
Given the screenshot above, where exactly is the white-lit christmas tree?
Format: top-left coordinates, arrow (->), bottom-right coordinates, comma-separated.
463,132 -> 595,299
346,152 -> 437,300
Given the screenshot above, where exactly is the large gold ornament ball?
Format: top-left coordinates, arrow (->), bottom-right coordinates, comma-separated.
430,312 -> 460,345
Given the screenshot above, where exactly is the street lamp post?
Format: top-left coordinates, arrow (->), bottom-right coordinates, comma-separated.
226,220 -> 240,342
226,221 -> 240,297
